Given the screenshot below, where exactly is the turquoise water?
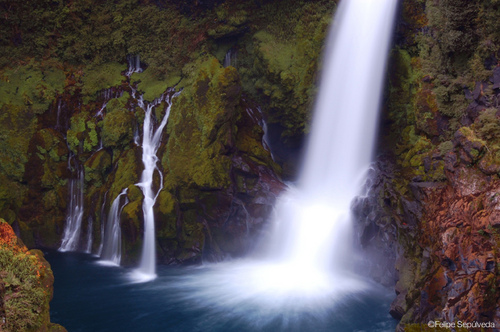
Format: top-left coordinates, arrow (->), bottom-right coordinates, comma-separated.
46,251 -> 397,332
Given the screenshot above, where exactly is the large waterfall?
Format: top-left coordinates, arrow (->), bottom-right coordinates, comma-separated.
264,0 -> 399,279
166,0 -> 398,313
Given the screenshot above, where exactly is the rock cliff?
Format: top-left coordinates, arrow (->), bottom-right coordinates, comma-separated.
0,219 -> 66,331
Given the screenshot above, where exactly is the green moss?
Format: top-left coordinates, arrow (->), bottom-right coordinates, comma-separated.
105,91 -> 130,113
122,199 -> 141,229
0,61 -> 65,114
162,57 -> 239,190
0,174 -> 28,214
109,148 -> 140,200
121,197 -> 144,265
474,108 -> 500,142
438,140 -> 454,155
101,107 -> 135,149
127,184 -> 143,203
83,150 -> 112,187
232,1 -> 335,140
18,221 -> 36,249
80,62 -> 126,103
0,220 -> 59,331
158,190 -> 175,215
0,104 -> 38,181
208,4 -> 248,39
132,67 -> 181,101
67,111 -> 99,154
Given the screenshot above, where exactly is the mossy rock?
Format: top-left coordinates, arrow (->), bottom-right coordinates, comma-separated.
17,220 -> 35,249
0,219 -> 66,331
131,68 -> 181,101
454,126 -> 486,163
237,1 -> 334,140
35,129 -> 69,163
126,184 -> 143,203
120,198 -> 143,266
0,60 -> 65,114
162,57 -> 239,190
66,111 -> 99,154
29,129 -> 70,191
478,148 -> 500,175
474,108 -> 500,142
0,175 -> 27,218
108,147 -> 141,201
158,190 -> 175,215
180,210 -> 204,251
84,150 -> 112,187
80,62 -> 126,103
207,5 -> 248,39
0,104 -> 38,181
34,214 -> 62,249
101,107 -> 135,149
104,92 -> 130,113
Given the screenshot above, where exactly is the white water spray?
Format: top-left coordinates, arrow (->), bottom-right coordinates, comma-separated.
59,165 -> 84,252
132,92 -> 178,281
100,189 -> 129,265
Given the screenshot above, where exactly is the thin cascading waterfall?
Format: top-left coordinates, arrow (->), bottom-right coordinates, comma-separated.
255,106 -> 274,161
223,48 -> 237,68
126,54 -> 143,77
133,125 -> 140,146
245,105 -> 275,160
85,217 -> 93,253
55,99 -> 62,130
59,163 -> 85,252
133,91 -> 178,281
100,189 -> 129,265
95,88 -> 123,118
97,191 -> 108,256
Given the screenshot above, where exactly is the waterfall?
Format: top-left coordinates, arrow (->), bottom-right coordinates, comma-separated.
126,54 -> 143,76
85,217 -> 93,253
100,189 -> 129,265
97,191 -> 108,256
59,163 -> 85,252
261,0 -> 398,289
55,99 -> 62,130
132,91 -> 178,281
223,48 -> 237,68
256,106 -> 274,160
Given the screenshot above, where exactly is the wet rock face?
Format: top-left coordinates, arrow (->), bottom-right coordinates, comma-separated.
378,0 -> 500,328
351,161 -> 403,287
355,155 -> 500,328
410,168 -> 500,325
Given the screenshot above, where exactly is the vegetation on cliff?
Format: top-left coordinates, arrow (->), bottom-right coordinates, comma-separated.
0,219 -> 65,331
373,0 -> 500,328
